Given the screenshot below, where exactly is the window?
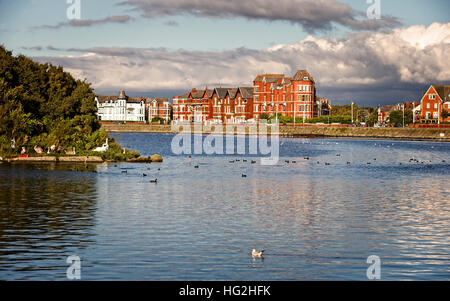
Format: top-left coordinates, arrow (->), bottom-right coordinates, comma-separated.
427,103 -> 430,109
255,86 -> 259,92
429,94 -> 436,100
303,76 -> 308,80
434,103 -> 437,109
433,112 -> 438,119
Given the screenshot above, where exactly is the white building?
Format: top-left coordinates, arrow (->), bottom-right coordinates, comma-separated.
95,90 -> 146,122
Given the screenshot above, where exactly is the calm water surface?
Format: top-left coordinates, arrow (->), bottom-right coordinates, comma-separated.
0,133 -> 449,280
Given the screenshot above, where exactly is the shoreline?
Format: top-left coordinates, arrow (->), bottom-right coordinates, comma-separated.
102,124 -> 450,142
0,155 -> 160,164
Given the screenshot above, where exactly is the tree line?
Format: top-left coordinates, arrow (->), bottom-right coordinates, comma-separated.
0,46 -> 138,160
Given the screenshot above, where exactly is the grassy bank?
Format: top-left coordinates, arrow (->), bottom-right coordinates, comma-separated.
101,124 -> 450,141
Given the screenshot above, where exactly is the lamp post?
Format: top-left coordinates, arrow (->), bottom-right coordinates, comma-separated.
402,103 -> 405,127
438,100 -> 440,125
351,101 -> 354,124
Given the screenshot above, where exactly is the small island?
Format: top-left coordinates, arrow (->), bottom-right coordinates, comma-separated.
0,46 -> 160,163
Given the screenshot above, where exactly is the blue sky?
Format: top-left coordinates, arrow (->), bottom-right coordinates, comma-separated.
1,0 -> 449,105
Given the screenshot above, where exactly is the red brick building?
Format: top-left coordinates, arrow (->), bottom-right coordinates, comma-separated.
252,70 -> 316,121
148,97 -> 172,124
172,69 -> 326,124
419,85 -> 450,123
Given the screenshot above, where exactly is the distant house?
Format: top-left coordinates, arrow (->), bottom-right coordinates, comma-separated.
420,85 -> 450,123
377,105 -> 396,124
148,97 -> 172,123
95,90 -> 146,122
314,97 -> 331,117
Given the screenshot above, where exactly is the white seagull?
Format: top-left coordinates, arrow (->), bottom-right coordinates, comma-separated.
252,249 -> 265,258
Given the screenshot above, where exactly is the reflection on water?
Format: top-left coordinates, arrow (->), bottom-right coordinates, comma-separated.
0,134 -> 449,280
0,163 -> 98,280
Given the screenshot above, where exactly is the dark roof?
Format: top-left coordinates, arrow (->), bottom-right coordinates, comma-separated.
214,87 -> 229,99
238,87 -> 254,99
95,94 -> 144,104
96,95 -> 119,103
204,89 -> 214,98
127,97 -> 144,103
433,85 -> 450,102
227,88 -> 238,99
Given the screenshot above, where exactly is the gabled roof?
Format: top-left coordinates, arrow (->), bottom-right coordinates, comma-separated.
293,70 -> 314,82
226,88 -> 238,99
203,89 -> 214,98
433,85 -> 450,102
238,87 -> 254,99
214,87 -> 229,99
191,90 -> 205,99
421,85 -> 450,103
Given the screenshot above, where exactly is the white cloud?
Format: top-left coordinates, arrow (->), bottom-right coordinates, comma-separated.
33,22 -> 450,104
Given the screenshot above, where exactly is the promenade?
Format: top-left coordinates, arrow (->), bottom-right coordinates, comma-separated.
101,123 -> 450,141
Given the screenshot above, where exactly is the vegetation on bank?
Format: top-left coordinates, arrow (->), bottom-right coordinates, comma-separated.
262,113 -> 353,125
0,46 -> 139,161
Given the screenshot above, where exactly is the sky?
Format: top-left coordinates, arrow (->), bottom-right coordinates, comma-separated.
0,0 -> 449,106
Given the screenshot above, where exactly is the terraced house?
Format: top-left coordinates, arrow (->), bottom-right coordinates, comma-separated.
148,97 -> 172,124
172,69 -> 327,124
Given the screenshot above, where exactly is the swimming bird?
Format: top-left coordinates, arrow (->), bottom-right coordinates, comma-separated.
243,159 -> 247,162
347,162 -> 351,164
143,173 -> 147,177
242,174 -> 247,177
285,160 -> 290,163
252,249 -> 264,258
292,161 -> 297,163
194,165 -> 199,168
251,160 -> 256,164
229,160 -> 235,163
121,170 -> 127,174
325,162 -> 331,165
150,179 -> 158,183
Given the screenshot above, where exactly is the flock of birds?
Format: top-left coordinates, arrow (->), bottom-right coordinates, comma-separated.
113,152 -> 447,185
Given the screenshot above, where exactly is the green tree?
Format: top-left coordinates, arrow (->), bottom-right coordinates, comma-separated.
0,45 -> 138,159
388,110 -> 413,126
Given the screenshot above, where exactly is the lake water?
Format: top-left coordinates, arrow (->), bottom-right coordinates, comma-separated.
0,133 -> 449,280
